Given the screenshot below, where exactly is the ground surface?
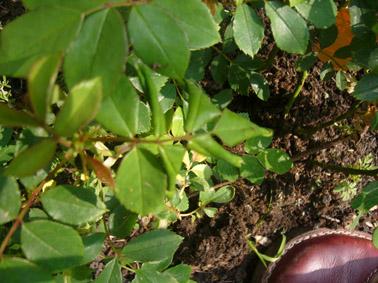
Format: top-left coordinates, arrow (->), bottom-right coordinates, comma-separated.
174,53 -> 377,282
1,1 -> 377,283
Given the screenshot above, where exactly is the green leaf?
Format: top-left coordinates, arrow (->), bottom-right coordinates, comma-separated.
137,102 -> 152,134
41,185 -> 106,226
54,78 -> 102,137
296,0 -> 337,29
212,109 -> 271,147
289,0 -> 306,6
137,64 -> 167,136
23,0 -> 104,11
257,149 -> 293,174
96,76 -> 140,137
159,84 -> 177,113
0,175 -> 20,224
336,71 -> 348,91
0,257 -> 54,283
0,7 -> 81,76
212,89 -> 233,109
153,0 -> 220,50
228,63 -> 251,95
368,48 -> 378,73
184,81 -> 221,133
28,208 -> 49,221
265,1 -> 309,54
233,4 -> 264,58
244,133 -> 273,154
0,103 -> 39,128
186,49 -> 213,81
371,111 -> 378,130
203,207 -> 217,217
210,55 -> 229,84
188,134 -> 243,168
171,191 -> 189,212
351,181 -> 378,214
159,144 -> 185,192
214,159 -> 239,182
28,54 -> 61,120
353,74 -> 378,102
80,233 -> 106,265
373,227 -> 378,249
21,220 -> 84,271
296,53 -> 317,71
5,138 -> 56,177
116,148 -> 167,215
64,9 -> 126,97
134,268 -> 178,283
200,186 -> 235,204
122,229 -> 183,263
171,107 -> 185,137
128,4 -> 190,79
240,155 -> 265,185
164,264 -> 192,283
250,72 -> 270,101
108,204 -> 138,238
95,258 -> 122,283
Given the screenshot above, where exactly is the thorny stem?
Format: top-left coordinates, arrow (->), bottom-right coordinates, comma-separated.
310,160 -> 378,177
284,70 -> 309,116
0,159 -> 69,258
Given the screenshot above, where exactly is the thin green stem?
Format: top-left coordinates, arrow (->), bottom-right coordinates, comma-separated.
284,70 -> 309,116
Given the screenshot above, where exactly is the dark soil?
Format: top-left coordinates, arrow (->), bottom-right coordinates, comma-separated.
173,52 -> 378,283
1,2 -> 377,283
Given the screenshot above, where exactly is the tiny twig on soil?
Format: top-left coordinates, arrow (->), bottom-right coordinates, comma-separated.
0,159 -> 68,258
310,160 -> 378,177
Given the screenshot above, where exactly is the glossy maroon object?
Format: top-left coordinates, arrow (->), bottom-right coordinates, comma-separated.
262,229 -> 378,283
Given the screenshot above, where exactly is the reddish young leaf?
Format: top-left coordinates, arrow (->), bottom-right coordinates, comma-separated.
87,156 -> 115,188
313,8 -> 353,70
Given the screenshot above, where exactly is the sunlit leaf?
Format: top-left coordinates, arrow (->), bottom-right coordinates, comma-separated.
116,148 -> 167,215
0,175 -> 20,224
21,220 -> 84,271
122,229 -> 183,263
265,1 -> 309,54
54,78 -> 102,137
233,4 -> 264,58
95,258 -> 122,283
41,185 -> 106,226
128,4 -> 190,79
5,139 -> 56,177
64,8 -> 126,97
